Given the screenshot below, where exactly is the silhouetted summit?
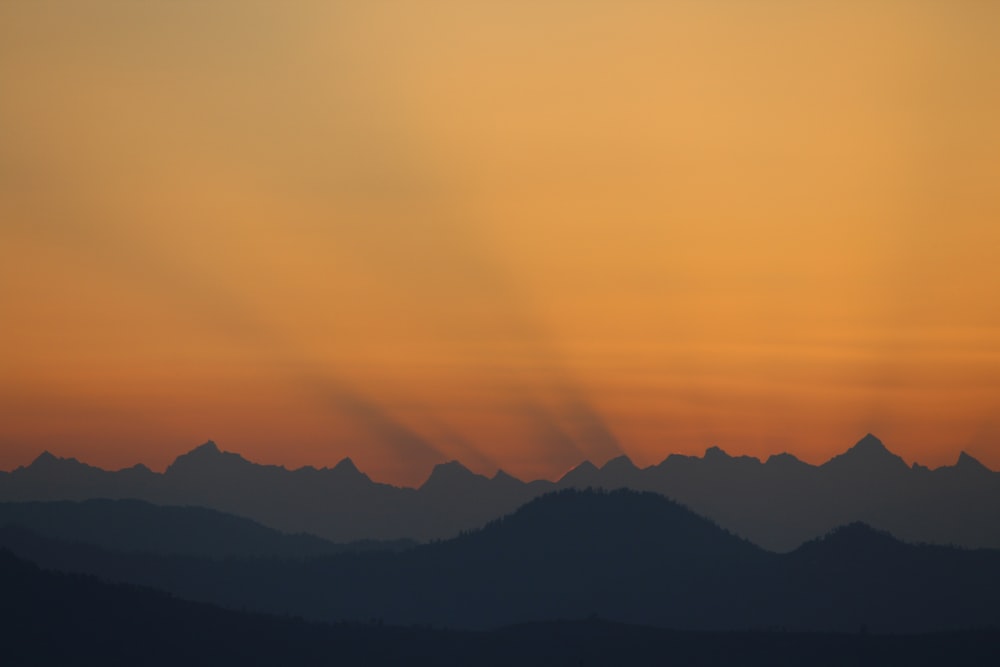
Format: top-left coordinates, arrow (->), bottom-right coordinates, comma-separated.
331,457 -> 363,475
192,440 -> 220,454
26,451 -> 92,473
30,451 -> 59,467
823,434 -> 908,472
490,469 -> 524,487
167,440 -> 251,474
856,433 -> 884,449
420,461 -> 484,492
558,460 -> 600,487
469,489 -> 760,559
955,451 -> 990,473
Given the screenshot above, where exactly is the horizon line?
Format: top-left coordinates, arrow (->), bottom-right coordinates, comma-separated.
9,433 -> 995,488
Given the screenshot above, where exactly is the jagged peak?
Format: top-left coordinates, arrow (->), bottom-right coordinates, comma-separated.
956,451 -> 990,472
31,450 -> 59,465
557,460 -> 601,486
492,469 -> 524,484
166,440 -> 250,474
27,451 -> 85,469
847,433 -> 900,460
327,456 -> 370,482
332,457 -> 360,474
823,433 -> 907,470
853,433 -> 887,452
191,440 -> 220,454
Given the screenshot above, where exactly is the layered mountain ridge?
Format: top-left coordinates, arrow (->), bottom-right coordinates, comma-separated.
3,489 -> 999,633
2,435 -> 997,550
5,545 -> 1000,665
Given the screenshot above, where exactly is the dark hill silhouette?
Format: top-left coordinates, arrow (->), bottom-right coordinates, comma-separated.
4,549 -> 998,667
3,489 -> 998,633
2,434 -> 998,550
0,548 -> 361,666
0,499 -> 413,559
775,522 -> 1000,632
398,489 -> 769,628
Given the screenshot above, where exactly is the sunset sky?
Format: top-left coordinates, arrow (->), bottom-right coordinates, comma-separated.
2,1 -> 999,485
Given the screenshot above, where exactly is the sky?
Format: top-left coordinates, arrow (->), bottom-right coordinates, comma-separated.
2,1 -> 999,485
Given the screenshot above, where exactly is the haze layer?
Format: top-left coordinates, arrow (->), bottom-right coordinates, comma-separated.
2,1 -> 999,483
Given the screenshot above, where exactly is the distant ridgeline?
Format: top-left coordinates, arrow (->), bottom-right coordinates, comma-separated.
4,543 -> 1000,664
1,434 -> 997,551
3,489 -> 1000,632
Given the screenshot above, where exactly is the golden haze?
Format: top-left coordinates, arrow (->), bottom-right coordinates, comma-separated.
2,1 -> 999,485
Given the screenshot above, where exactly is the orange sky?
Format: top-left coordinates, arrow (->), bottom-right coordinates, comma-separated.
2,1 -> 999,485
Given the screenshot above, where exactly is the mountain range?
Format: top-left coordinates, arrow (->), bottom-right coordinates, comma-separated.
5,547 -> 998,666
2,434 -> 997,550
3,489 -> 999,633
0,498 -> 413,559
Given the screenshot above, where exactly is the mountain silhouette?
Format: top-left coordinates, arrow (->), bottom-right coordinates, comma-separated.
822,433 -> 909,473
0,499 -> 412,559
3,489 -> 998,633
4,548 -> 998,667
1,435 -> 998,550
955,450 -> 992,474
557,460 -> 601,487
420,460 -> 486,494
329,456 -> 371,482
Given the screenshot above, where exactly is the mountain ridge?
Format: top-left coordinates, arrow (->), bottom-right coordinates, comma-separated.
2,435 -> 998,550
11,434 -> 995,481
5,546 -> 999,666
3,489 -> 999,633
0,498 -> 413,559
